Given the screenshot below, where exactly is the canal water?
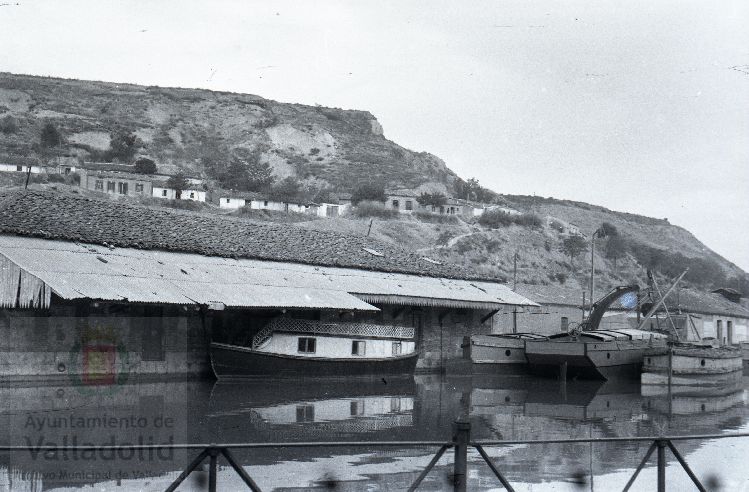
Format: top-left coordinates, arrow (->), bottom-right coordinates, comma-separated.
1,373 -> 748,491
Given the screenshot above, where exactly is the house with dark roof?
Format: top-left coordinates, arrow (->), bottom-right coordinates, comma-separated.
79,168 -> 206,201
0,190 -> 535,380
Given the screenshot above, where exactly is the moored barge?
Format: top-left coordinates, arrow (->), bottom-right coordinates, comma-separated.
211,318 -> 418,379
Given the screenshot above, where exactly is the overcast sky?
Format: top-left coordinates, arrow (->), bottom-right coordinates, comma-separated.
1,1 -> 748,270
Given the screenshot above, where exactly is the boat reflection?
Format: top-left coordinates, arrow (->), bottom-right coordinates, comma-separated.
207,377 -> 417,441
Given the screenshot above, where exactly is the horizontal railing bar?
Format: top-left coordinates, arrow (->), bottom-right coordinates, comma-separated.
0,441 -> 452,452
0,432 -> 747,453
472,432 -> 749,446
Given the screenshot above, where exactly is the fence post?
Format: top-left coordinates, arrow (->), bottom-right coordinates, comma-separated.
656,439 -> 667,492
453,420 -> 470,492
208,446 -> 219,492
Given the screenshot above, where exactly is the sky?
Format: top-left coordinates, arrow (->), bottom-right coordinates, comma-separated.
1,1 -> 748,270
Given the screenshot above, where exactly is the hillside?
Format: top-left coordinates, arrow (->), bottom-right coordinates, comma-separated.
0,72 -> 457,193
0,72 -> 746,295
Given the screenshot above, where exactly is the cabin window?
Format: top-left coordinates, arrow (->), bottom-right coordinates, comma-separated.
727,320 -> 733,344
392,341 -> 402,355
16,165 -> 23,172
225,198 -> 230,203
561,317 -> 569,331
350,400 -> 364,416
162,190 -> 168,197
190,192 -> 195,198
405,200 -> 413,211
352,340 -> 366,356
390,398 -> 402,412
94,180 -> 103,190
297,337 -> 316,353
107,181 -> 115,192
295,404 -> 314,422
117,182 -> 128,195
135,183 -> 144,193
392,199 -> 399,209
264,200 -> 269,207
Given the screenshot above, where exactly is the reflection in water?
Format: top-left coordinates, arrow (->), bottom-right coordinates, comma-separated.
0,375 -> 747,490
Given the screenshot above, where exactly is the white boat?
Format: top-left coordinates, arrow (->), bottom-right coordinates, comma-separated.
641,344 -> 743,386
210,318 -> 419,379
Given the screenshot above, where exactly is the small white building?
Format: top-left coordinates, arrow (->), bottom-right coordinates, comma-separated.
385,190 -> 420,214
153,186 -> 206,202
0,163 -> 43,174
249,199 -> 314,214
152,175 -> 206,202
316,202 -> 350,218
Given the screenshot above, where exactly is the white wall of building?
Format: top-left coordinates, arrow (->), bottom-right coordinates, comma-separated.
0,163 -> 42,174
152,187 -> 206,202
219,197 -> 247,209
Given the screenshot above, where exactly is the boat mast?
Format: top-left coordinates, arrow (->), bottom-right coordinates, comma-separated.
635,270 -> 688,332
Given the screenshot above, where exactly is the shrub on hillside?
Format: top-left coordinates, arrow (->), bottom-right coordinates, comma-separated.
134,157 -> 157,174
479,210 -> 542,229
0,115 -> 18,134
47,174 -> 66,183
351,182 -> 386,205
478,210 -> 514,228
413,210 -> 459,224
351,200 -> 399,219
515,213 -> 543,228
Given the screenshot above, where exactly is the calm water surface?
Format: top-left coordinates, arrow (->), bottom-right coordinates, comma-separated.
1,373 -> 748,491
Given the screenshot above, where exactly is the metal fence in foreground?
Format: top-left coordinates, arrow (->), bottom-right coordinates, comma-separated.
2,423 -> 747,491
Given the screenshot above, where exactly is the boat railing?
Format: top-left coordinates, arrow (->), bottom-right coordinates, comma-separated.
251,318 -> 415,349
2,422 -> 745,491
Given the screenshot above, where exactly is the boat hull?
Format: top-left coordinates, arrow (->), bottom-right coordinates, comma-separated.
210,342 -> 419,380
525,339 -> 665,380
642,347 -> 743,386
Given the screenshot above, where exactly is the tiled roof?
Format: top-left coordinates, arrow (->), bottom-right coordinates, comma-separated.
84,171 -> 154,182
515,283 -> 749,319
668,288 -> 749,319
0,190 -> 500,281
218,190 -> 265,200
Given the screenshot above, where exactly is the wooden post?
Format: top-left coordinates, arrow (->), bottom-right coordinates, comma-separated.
559,361 -> 568,381
452,420 -> 470,492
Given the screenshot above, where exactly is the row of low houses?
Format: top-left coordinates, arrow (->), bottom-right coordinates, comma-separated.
0,155 -> 78,175
2,156 -> 516,220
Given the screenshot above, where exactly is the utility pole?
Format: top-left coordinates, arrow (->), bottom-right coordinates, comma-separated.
589,233 -> 596,305
582,291 -> 586,323
513,251 -> 518,291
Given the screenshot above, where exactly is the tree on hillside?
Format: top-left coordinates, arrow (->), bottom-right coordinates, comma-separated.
269,177 -> 303,204
417,192 -> 448,208
246,158 -> 275,191
134,157 -> 157,174
351,182 -> 386,205
560,234 -> 588,267
605,234 -> 628,269
0,115 -> 18,135
40,122 -> 62,148
107,131 -> 139,162
599,222 -> 619,237
166,173 -> 189,199
221,156 -> 275,192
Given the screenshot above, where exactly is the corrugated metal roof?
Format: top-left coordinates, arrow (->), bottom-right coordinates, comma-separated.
0,236 -> 537,310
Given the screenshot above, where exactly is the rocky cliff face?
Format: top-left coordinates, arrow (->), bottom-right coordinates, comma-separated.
0,72 -> 458,192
